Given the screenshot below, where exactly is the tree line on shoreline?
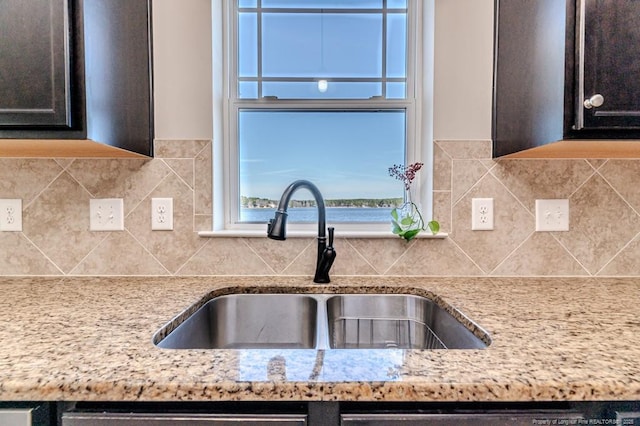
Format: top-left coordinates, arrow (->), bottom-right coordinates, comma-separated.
241,196 -> 404,209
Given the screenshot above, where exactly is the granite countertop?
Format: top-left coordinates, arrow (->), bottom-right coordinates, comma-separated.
0,275 -> 639,402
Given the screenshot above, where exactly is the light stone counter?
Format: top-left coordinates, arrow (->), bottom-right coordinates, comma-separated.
0,276 -> 638,402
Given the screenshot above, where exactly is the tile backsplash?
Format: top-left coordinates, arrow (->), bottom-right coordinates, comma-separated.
2,139 -> 640,277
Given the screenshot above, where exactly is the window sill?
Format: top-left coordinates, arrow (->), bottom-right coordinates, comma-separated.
198,229 -> 448,239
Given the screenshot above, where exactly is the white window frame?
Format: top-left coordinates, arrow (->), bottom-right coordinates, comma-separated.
205,0 -> 435,238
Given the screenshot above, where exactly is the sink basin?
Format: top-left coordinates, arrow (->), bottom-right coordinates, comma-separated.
154,292 -> 489,350
155,294 -> 318,349
326,294 -> 486,349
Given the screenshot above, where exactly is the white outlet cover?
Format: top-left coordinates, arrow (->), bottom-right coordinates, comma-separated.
535,199 -> 569,232
90,199 -> 124,231
151,198 -> 174,231
0,199 -> 23,232
472,198 -> 494,231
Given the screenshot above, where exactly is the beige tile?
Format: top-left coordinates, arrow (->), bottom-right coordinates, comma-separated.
22,173 -> 106,273
0,233 -> 61,275
492,159 -> 594,212
245,237 -> 314,274
282,238 -> 377,276
154,140 -> 210,158
587,159 -> 608,170
194,215 -> 213,232
0,159 -> 62,204
54,159 -> 74,169
599,160 -> 640,213
492,233 -> 589,276
126,173 -> 206,274
194,142 -> 213,215
177,238 -> 273,275
432,143 -> 452,191
598,235 -> 640,276
163,159 -> 194,189
67,159 -> 171,215
557,174 -> 640,274
347,238 -> 414,274
386,238 -> 483,275
432,191 -> 451,233
436,140 -> 492,159
451,160 -> 489,203
450,174 -> 534,273
71,232 -> 169,275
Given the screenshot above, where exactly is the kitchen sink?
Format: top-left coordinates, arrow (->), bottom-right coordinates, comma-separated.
326,294 -> 486,349
154,293 -> 489,350
155,294 -> 318,349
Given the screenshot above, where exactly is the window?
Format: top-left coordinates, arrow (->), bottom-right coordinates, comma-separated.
214,0 -> 429,234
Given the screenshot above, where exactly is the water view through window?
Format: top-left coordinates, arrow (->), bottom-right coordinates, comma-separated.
239,110 -> 406,223
234,0 -> 411,224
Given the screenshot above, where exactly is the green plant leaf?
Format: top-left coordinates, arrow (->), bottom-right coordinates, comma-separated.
427,220 -> 440,235
390,208 -> 399,221
392,223 -> 402,234
400,216 -> 414,226
403,229 -> 420,241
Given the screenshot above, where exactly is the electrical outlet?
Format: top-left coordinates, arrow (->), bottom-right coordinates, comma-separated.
151,198 -> 173,231
535,199 -> 569,231
0,199 -> 23,232
472,198 -> 494,231
90,198 -> 124,231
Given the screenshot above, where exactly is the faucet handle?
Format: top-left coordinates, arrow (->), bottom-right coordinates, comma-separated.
328,226 -> 335,248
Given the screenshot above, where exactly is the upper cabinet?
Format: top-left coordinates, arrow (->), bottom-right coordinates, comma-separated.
0,0 -> 153,157
0,0 -> 71,128
493,0 -> 640,158
576,0 -> 640,132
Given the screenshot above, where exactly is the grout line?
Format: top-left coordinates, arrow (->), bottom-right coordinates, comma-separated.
240,238 -> 278,275
18,232 -> 66,275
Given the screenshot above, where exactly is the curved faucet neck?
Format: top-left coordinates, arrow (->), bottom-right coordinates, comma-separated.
275,180 -> 326,237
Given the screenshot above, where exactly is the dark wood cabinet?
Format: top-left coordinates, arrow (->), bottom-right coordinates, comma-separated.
493,0 -> 640,158
0,0 -> 71,128
577,0 -> 640,131
0,0 -> 153,157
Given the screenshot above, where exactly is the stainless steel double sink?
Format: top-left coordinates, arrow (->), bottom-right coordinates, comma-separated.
153,293 -> 490,350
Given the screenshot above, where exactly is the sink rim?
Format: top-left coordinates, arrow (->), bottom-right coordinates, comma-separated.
152,287 -> 492,350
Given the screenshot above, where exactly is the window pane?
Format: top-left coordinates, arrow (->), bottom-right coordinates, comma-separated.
263,81 -> 382,99
239,81 -> 258,98
262,0 -> 383,8
238,0 -> 257,7
239,110 -> 405,223
387,0 -> 407,8
238,13 -> 258,77
386,13 -> 407,78
262,13 -> 382,79
386,82 -> 406,99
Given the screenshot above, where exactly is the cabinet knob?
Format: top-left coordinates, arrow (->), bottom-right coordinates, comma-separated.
584,94 -> 605,109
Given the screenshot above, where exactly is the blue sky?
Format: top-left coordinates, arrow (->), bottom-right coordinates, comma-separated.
237,2 -> 408,201
240,110 -> 405,200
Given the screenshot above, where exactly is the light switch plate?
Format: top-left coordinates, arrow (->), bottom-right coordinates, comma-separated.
90,198 -> 124,231
0,199 -> 23,231
535,199 -> 569,231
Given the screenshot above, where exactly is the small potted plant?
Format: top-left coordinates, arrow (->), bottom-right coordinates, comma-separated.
388,162 -> 439,241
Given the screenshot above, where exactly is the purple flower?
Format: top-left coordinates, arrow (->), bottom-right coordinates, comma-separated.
388,162 -> 424,191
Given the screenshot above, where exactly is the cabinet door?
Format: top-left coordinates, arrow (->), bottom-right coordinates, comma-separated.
62,412 -> 307,426
342,410 -> 584,425
578,0 -> 640,130
0,0 -> 71,127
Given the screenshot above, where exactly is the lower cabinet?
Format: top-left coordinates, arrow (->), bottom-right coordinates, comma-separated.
2,400 -> 638,426
341,410 -> 585,425
0,403 -> 52,426
62,412 -> 307,426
